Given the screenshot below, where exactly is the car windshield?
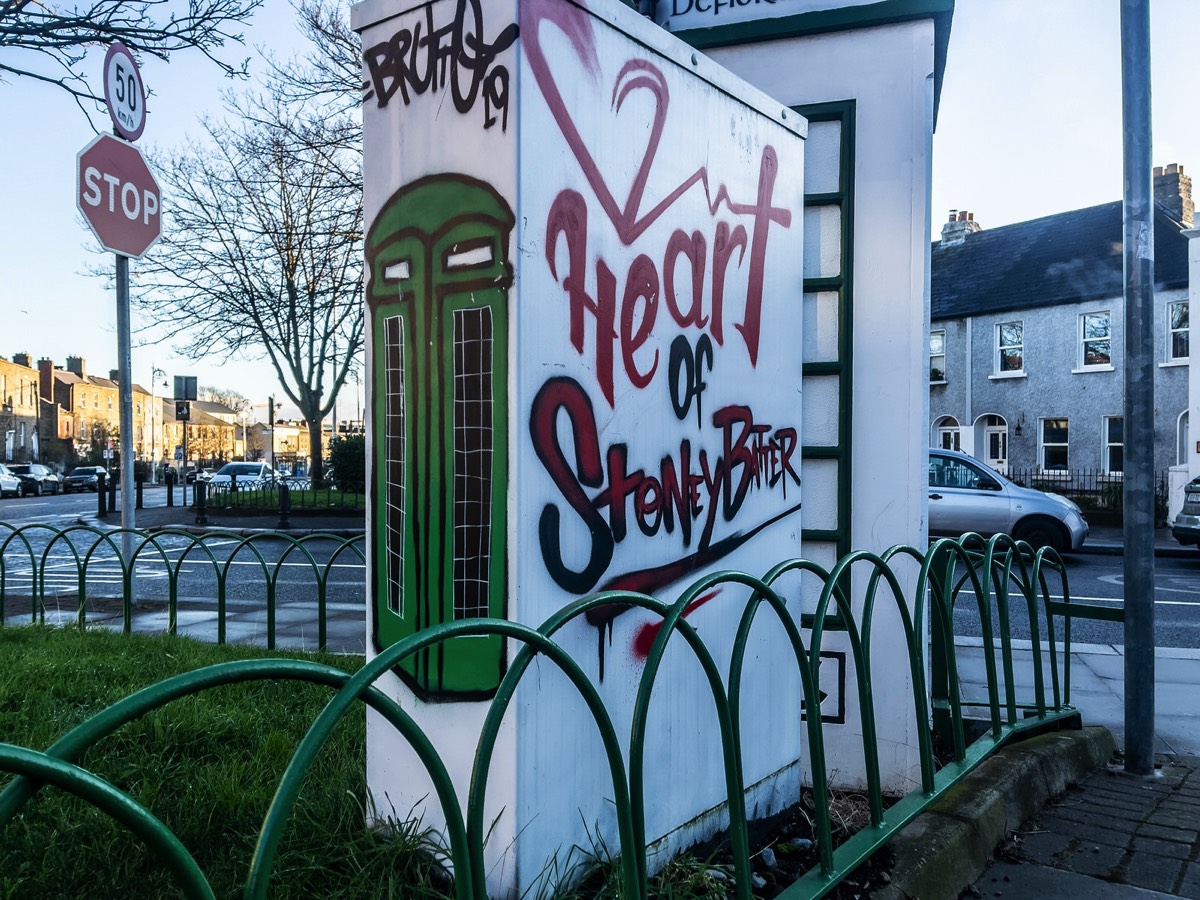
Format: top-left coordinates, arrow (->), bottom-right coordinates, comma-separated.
68,468 -> 97,476
217,464 -> 263,476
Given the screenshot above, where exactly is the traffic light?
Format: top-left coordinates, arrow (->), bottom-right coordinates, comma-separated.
175,400 -> 190,421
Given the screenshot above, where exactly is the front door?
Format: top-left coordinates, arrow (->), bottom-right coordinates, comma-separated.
984,427 -> 1007,473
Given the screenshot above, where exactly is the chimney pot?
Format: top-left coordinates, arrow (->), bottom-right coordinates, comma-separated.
940,209 -> 983,245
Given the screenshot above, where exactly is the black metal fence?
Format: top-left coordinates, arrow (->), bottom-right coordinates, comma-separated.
1004,467 -> 1169,522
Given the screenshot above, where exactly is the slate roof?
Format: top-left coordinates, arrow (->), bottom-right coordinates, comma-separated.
931,201 -> 1190,321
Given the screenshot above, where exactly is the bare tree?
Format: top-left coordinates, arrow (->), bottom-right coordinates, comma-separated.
199,385 -> 251,413
255,0 -> 361,188
0,0 -> 261,112
136,100 -> 363,487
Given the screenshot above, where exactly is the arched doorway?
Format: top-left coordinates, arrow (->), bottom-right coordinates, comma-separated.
934,416 -> 960,451
974,414 -> 1008,473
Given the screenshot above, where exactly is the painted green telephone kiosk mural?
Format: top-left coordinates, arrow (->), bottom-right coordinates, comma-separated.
366,174 -> 513,698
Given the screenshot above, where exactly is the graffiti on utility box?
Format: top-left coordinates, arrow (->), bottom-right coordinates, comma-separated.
363,0 -> 805,698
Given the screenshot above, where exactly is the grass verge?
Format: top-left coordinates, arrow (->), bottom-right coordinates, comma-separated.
0,627 -> 895,899
0,626 -> 443,899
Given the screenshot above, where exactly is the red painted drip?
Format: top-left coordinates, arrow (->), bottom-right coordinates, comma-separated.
631,588 -> 721,660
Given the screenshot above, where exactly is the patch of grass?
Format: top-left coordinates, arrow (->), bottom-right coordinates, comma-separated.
0,626 -> 446,899
0,628 -> 897,899
210,487 -> 365,514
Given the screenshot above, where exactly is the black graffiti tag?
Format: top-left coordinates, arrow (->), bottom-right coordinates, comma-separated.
363,0 -> 518,130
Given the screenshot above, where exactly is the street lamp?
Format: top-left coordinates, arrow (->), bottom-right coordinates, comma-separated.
150,365 -> 166,483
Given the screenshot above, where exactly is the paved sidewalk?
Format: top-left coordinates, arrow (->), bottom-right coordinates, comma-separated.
954,639 -> 1200,897
1080,525 -> 1193,558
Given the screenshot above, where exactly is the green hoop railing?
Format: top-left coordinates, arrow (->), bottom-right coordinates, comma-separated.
0,523 -> 365,651
0,531 -> 1082,898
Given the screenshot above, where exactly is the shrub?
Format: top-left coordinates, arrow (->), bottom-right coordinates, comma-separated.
329,433 -> 366,490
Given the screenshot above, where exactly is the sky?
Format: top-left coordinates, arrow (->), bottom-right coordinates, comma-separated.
2,0 -> 1197,424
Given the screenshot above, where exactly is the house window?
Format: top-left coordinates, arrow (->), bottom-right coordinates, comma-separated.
1104,416 -> 1124,475
930,330 -> 946,383
996,321 -> 1023,373
1080,311 -> 1111,367
1040,418 -> 1069,470
1168,300 -> 1189,361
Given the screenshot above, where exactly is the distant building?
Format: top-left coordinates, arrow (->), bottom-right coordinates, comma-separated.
0,353 -> 42,463
243,419 -> 332,474
161,398 -> 238,469
929,164 -> 1192,479
32,357 -> 170,468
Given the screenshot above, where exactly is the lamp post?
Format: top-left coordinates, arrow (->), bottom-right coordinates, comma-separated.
150,366 -> 165,482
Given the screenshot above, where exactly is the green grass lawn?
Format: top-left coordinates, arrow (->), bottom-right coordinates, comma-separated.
0,627 -> 444,899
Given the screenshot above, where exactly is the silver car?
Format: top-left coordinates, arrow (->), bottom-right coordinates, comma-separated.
928,449 -> 1089,551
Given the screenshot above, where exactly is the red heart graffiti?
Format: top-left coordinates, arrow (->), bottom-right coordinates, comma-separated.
522,0 -> 708,245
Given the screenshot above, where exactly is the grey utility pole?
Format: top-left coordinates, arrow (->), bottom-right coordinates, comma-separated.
1121,0 -> 1156,776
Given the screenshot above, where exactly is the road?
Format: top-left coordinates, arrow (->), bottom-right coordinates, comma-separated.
5,491 -> 1200,649
950,549 -> 1200,649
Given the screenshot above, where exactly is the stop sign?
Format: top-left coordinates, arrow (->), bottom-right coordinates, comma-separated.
77,133 -> 162,258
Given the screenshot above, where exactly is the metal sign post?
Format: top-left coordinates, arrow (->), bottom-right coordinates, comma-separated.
116,255 -> 136,550
77,43 -> 160,604
1121,0 -> 1156,776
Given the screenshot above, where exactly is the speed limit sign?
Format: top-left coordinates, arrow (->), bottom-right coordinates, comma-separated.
103,42 -> 146,142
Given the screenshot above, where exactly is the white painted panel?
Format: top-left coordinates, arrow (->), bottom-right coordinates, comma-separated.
802,375 -> 839,446
765,538 -> 838,616
804,120 -> 842,195
803,291 -> 840,363
804,204 -> 842,279
800,457 -> 838,531
513,0 -> 806,883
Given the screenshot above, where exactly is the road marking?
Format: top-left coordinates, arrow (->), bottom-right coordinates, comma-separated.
956,588 -> 1200,607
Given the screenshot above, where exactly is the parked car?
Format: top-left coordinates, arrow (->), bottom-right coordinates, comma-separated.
208,462 -> 281,490
0,464 -> 24,498
1171,477 -> 1200,549
8,464 -> 62,496
928,448 -> 1089,552
185,468 -> 214,484
62,466 -> 108,493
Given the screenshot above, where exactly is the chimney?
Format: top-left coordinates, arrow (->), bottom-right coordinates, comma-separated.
37,358 -> 54,403
65,356 -> 86,379
1154,164 -> 1194,226
12,353 -> 31,368
940,209 -> 982,246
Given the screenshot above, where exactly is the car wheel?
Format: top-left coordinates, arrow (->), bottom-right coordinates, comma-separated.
1014,516 -> 1066,553
16,483 -> 25,499
33,482 -> 42,497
